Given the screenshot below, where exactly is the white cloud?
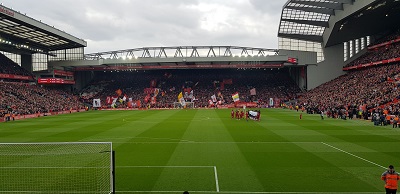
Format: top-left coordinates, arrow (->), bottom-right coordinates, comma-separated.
1,0 -> 287,53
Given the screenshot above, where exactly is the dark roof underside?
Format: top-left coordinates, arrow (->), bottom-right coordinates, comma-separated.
0,5 -> 86,55
278,0 -> 354,42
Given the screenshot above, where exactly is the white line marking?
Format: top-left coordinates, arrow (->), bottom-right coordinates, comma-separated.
116,191 -> 381,194
110,142 -> 319,144
214,166 -> 220,192
0,192 -> 103,193
0,167 -> 107,169
117,166 -> 214,168
321,142 -> 386,169
0,166 -> 213,169
117,166 -> 220,192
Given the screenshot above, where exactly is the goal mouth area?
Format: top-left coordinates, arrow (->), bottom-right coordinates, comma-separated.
0,142 -> 115,194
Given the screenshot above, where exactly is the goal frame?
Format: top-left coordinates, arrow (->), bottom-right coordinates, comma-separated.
0,142 -> 115,194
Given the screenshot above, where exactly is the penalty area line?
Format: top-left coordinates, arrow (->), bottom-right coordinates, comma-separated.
321,142 -> 386,169
117,165 -> 220,192
214,166 -> 220,192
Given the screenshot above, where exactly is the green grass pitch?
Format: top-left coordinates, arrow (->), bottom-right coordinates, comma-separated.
1,108 -> 399,194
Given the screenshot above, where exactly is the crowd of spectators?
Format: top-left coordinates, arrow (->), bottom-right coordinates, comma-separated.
0,81 -> 85,118
344,41 -> 400,68
0,53 -> 34,77
344,30 -> 400,68
370,29 -> 400,46
0,53 -> 85,119
298,31 -> 400,122
82,69 -> 301,109
297,63 -> 400,120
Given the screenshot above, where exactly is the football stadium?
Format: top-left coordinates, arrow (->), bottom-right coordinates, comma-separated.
1,0 -> 400,193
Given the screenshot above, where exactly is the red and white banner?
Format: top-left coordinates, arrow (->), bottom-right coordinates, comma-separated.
368,37 -> 400,50
106,96 -> 112,105
0,109 -> 86,123
74,63 -> 284,71
37,78 -> 75,84
0,73 -> 34,80
250,88 -> 256,95
234,102 -> 257,108
343,57 -> 400,71
144,88 -> 159,94
54,69 -> 74,77
287,57 -> 298,64
0,6 -> 15,17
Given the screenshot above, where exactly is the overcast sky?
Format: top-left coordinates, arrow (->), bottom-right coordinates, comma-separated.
2,0 -> 288,54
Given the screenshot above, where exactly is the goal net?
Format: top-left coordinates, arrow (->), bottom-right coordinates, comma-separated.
0,142 -> 114,194
173,102 -> 195,109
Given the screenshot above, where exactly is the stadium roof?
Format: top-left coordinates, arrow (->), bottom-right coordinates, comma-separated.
278,0 -> 400,46
0,4 -> 86,55
49,46 -> 308,71
278,0 -> 354,42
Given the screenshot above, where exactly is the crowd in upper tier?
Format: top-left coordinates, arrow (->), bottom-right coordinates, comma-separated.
81,69 -> 301,109
344,30 -> 400,68
0,53 -> 34,77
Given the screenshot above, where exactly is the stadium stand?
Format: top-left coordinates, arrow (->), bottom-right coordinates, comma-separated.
298,63 -> 400,119
81,69 -> 301,109
369,29 -> 400,47
0,53 -> 34,77
344,33 -> 400,69
0,53 -> 84,119
0,81 -> 85,119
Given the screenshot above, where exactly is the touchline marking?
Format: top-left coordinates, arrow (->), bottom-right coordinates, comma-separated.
110,141 -> 318,144
321,142 -> 386,169
116,191 -> 381,194
0,166 -> 108,169
214,166 -> 220,192
0,192 -> 105,193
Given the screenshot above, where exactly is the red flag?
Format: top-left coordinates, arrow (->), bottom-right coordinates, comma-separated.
223,79 -> 232,84
115,89 -> 122,96
287,57 -> 297,64
106,96 -> 112,104
144,94 -> 150,103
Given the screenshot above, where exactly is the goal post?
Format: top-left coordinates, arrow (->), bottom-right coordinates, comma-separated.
0,142 -> 115,194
